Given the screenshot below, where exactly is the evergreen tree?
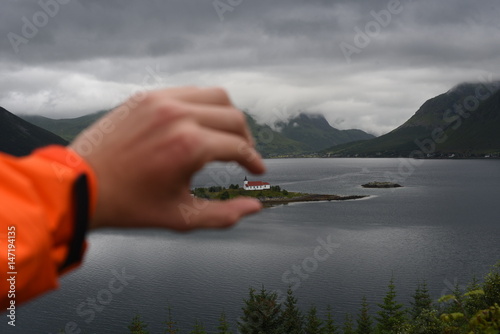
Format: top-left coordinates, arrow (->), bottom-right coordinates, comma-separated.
356,296 -> 373,334
304,304 -> 323,334
217,311 -> 232,334
408,309 -> 444,334
342,314 -> 356,334
482,262 -> 500,307
375,276 -> 407,333
238,286 -> 283,334
163,307 -> 179,334
190,319 -> 207,334
323,305 -> 339,334
219,190 -> 230,200
280,287 -> 304,334
442,281 -> 466,314
410,281 -> 433,320
128,314 -> 149,334
465,275 -> 485,311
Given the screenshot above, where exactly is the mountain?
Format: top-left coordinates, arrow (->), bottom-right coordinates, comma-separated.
0,107 -> 68,157
324,82 -> 500,157
245,114 -> 311,157
21,109 -> 374,157
247,113 -> 375,157
276,113 -> 375,151
430,88 -> 500,153
22,110 -> 108,142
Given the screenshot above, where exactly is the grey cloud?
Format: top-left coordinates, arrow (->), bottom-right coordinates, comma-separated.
1,0 -> 499,135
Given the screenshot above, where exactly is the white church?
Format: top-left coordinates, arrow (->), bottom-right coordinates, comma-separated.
243,176 -> 271,191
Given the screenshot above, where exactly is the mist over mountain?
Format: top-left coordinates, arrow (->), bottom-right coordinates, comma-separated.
247,112 -> 374,156
275,113 -> 375,151
19,109 -> 373,158
6,80 -> 499,159
0,107 -> 67,156
324,81 -> 500,157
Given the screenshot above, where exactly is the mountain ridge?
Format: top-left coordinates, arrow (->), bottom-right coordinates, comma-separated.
323,81 -> 500,157
0,107 -> 68,156
21,110 -> 375,158
8,81 -> 498,159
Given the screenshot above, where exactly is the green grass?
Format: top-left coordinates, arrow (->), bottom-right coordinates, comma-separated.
192,186 -> 304,201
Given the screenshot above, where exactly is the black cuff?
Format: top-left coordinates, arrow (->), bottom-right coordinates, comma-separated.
59,174 -> 90,272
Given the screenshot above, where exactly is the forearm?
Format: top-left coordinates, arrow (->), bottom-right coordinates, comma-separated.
0,146 -> 97,308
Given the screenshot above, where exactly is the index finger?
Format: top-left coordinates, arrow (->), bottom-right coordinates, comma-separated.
151,99 -> 255,146
150,86 -> 233,107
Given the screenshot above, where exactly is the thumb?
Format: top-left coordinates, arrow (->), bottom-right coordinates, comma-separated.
178,197 -> 263,229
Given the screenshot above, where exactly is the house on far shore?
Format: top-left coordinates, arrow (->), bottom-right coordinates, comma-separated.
243,176 -> 271,191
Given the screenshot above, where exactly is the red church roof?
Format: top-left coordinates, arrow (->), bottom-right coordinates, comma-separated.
247,181 -> 270,187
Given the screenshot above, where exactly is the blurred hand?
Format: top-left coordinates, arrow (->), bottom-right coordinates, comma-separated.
70,87 -> 265,231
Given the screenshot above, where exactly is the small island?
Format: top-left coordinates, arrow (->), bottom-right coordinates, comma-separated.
362,181 -> 402,188
192,182 -> 367,208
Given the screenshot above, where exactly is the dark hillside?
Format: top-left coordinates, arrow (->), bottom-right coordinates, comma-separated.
0,107 -> 67,157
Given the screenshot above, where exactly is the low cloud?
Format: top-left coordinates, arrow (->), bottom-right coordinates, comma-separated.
1,0 -> 499,135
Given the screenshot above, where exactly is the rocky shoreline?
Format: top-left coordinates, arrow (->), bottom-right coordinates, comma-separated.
362,182 -> 402,188
260,194 -> 368,207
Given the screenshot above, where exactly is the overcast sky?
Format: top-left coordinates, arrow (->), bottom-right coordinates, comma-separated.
1,0 -> 499,135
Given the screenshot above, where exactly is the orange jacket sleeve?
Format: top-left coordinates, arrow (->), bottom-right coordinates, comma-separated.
0,146 -> 98,309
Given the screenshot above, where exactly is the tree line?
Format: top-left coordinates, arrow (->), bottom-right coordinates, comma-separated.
124,262 -> 500,333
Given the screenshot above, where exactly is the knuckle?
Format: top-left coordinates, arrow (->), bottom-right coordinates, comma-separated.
152,101 -> 185,125
169,126 -> 202,155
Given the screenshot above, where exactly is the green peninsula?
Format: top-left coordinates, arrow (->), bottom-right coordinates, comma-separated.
192,185 -> 367,207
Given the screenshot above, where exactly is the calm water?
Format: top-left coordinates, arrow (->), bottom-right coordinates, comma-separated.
8,158 -> 500,333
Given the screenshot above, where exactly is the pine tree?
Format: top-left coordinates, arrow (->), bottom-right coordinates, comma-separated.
410,281 -> 433,320
304,305 -> 323,334
342,314 -> 356,334
356,296 -> 373,334
466,275 -> 489,314
217,311 -> 232,334
280,287 -> 304,334
128,314 -> 149,334
443,281 -> 466,314
483,262 -> 500,307
238,286 -> 283,334
323,305 -> 339,334
191,319 -> 207,334
163,307 -> 179,334
375,276 -> 406,333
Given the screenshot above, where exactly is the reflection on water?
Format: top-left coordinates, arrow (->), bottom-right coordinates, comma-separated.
13,158 -> 500,333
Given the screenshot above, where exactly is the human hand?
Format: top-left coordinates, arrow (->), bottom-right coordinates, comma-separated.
70,87 -> 265,231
